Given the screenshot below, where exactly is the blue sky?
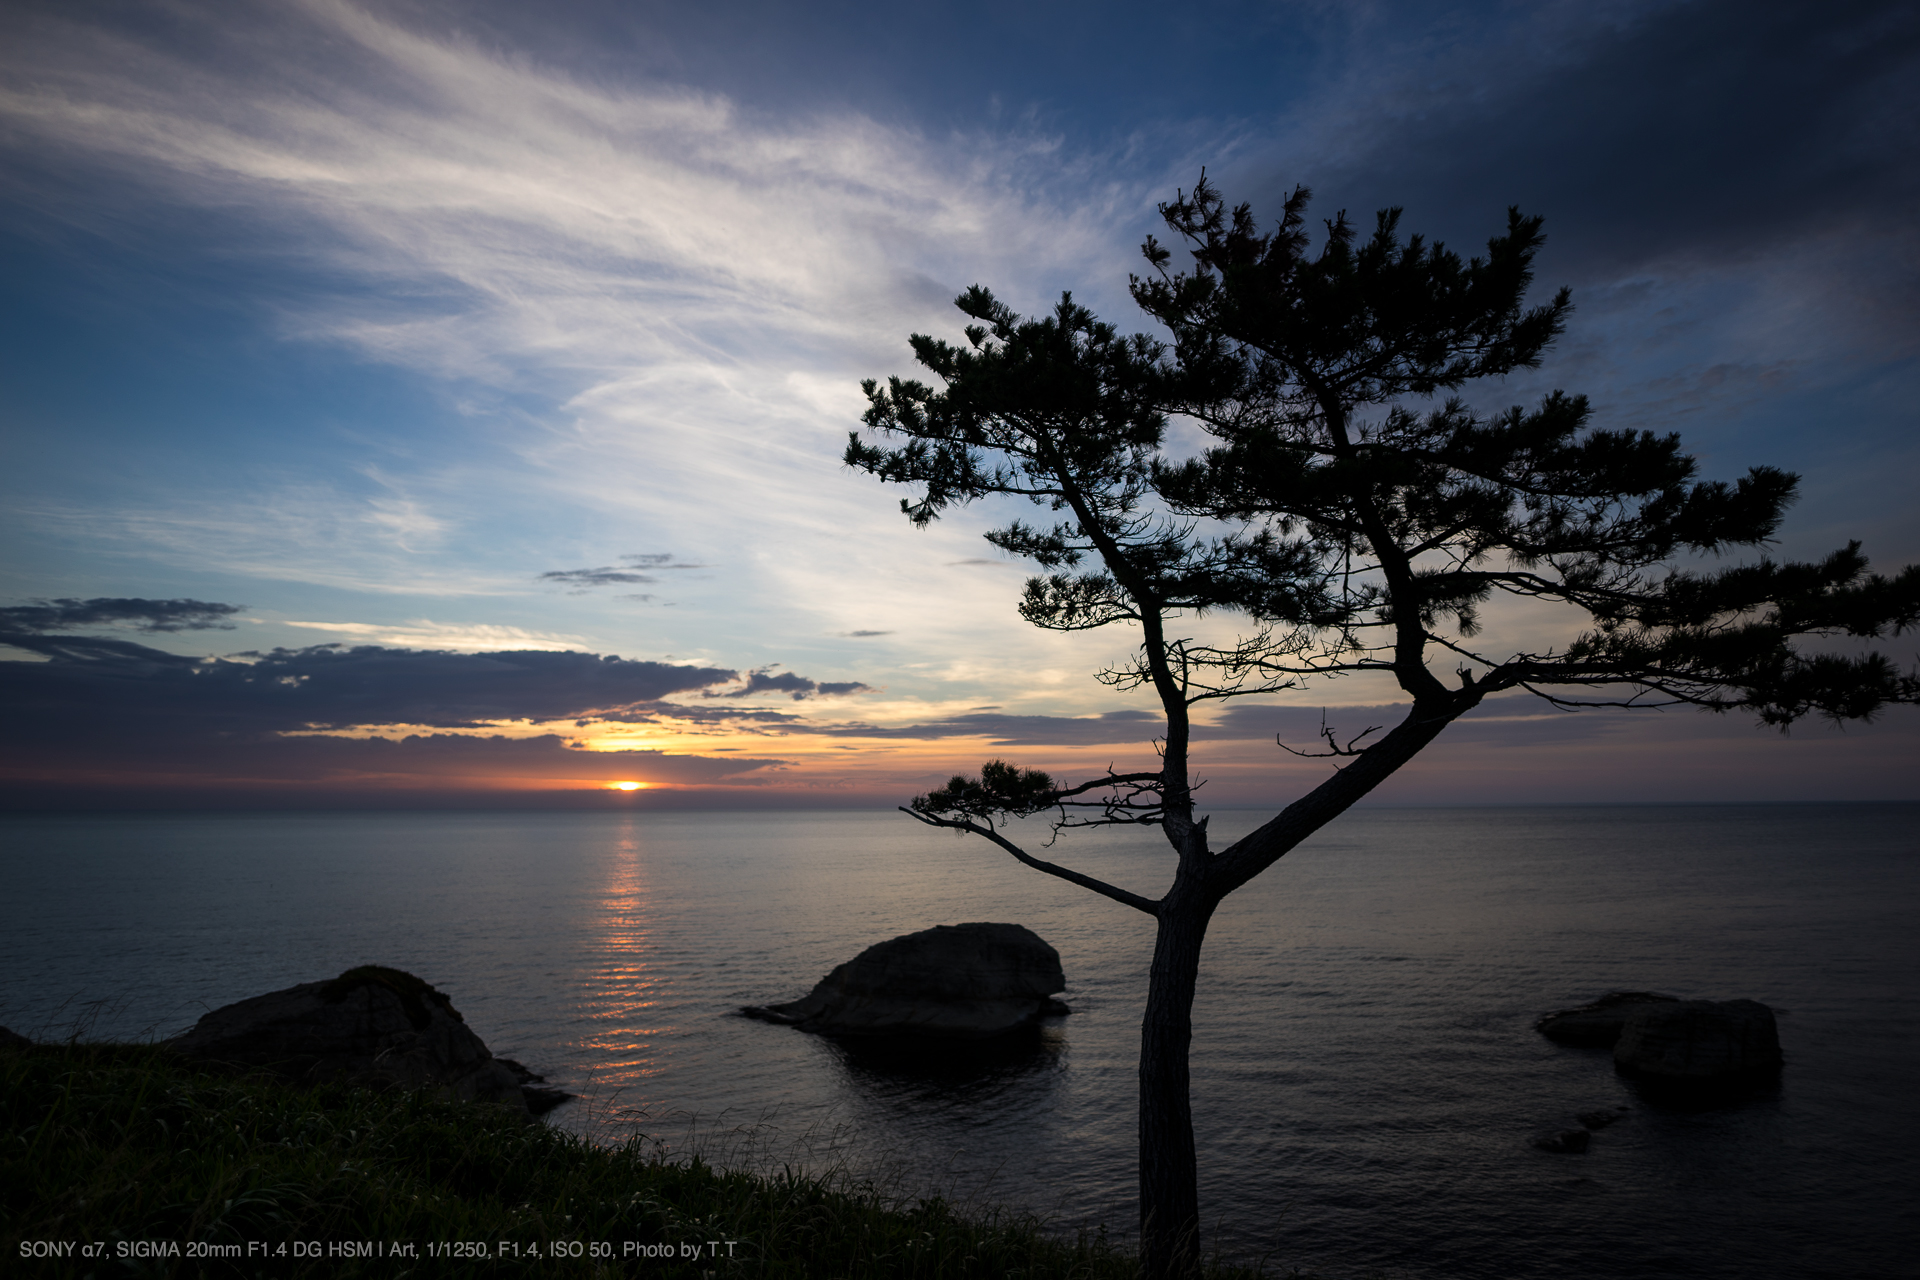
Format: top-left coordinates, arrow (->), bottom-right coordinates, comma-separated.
2,0 -> 1916,806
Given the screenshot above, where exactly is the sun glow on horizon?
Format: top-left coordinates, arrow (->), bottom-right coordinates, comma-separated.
608,781 -> 646,791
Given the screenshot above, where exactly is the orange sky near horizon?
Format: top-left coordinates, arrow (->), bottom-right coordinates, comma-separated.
8,695 -> 1912,809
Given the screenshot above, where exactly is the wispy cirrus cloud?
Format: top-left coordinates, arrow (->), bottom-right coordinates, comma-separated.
10,492 -> 519,598
0,0 -> 1153,409
0,0 -> 1189,667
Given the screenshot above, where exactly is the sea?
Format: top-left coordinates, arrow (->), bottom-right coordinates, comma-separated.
2,804 -> 1916,1279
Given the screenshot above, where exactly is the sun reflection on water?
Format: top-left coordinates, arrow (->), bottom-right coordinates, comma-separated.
576,819 -> 667,1096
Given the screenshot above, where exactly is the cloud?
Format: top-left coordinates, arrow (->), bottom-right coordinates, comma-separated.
0,0 -> 1166,649
0,626 -> 801,803
843,630 -> 893,637
0,1 -> 1145,405
792,708 -> 1163,746
280,619 -> 591,652
1261,0 -> 1920,360
712,668 -> 876,701
0,634 -> 737,735
0,597 -> 243,634
621,554 -> 704,568
577,704 -> 804,728
10,491 -> 527,598
541,569 -> 656,587
539,554 -> 708,590
0,630 -> 790,800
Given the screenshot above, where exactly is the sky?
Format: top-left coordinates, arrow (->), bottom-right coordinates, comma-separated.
1,0 -> 1916,810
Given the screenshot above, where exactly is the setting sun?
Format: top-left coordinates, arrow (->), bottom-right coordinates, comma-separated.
608,781 -> 645,791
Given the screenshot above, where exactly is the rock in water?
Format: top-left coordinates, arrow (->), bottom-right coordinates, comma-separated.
1535,991 -> 1679,1047
1613,998 -> 1782,1084
1531,1128 -> 1592,1154
169,966 -> 531,1111
496,1057 -> 575,1116
743,922 -> 1068,1038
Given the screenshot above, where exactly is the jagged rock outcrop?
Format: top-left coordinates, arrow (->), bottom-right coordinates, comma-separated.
168,966 -> 560,1113
742,922 -> 1069,1039
1613,998 -> 1782,1084
1535,991 -> 1679,1047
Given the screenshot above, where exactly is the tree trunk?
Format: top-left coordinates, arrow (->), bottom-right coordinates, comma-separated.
1138,886 -> 1216,1279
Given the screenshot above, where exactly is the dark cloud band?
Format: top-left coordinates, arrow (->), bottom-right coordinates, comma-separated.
0,597 -> 242,633
0,634 -> 739,737
712,668 -> 876,701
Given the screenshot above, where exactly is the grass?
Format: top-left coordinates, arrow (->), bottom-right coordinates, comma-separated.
1,1042 -> 1300,1278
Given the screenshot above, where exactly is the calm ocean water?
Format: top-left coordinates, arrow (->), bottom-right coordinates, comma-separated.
3,805 -> 1916,1278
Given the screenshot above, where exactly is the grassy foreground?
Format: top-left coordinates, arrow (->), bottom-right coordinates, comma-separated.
2,1043 -> 1289,1278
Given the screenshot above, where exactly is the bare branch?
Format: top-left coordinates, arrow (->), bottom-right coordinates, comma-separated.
1276,711 -> 1382,759
898,807 -> 1162,915
1046,770 -> 1164,802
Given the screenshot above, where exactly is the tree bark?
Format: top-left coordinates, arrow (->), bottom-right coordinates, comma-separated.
1139,880 -> 1218,1279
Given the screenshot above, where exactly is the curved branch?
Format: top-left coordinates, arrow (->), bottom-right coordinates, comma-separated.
899,807 -> 1162,916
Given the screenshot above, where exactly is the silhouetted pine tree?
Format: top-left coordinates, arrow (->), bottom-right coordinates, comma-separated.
846,177 -> 1920,1280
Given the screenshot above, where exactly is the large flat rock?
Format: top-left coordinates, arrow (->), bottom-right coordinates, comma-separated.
1613,998 -> 1782,1084
743,922 -> 1068,1039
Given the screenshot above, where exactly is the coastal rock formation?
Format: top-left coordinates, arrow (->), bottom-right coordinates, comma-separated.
497,1057 -> 574,1115
1613,998 -> 1782,1084
168,965 -> 559,1113
742,922 -> 1069,1038
1535,991 -> 1679,1047
0,1025 -> 31,1051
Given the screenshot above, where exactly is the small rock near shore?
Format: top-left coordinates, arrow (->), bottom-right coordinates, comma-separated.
497,1057 -> 574,1116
